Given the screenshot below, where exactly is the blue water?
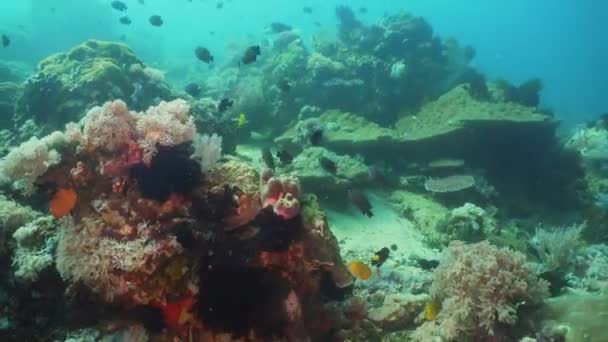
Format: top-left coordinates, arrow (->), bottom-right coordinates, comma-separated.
1,0 -> 606,126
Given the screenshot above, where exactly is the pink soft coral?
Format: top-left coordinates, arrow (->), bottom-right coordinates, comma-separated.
66,99 -> 135,152
135,99 -> 195,164
413,241 -> 549,341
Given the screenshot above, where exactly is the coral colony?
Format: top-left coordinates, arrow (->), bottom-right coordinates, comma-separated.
0,4 -> 606,342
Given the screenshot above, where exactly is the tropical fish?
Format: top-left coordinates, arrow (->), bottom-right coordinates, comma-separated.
302,7 -> 313,14
276,150 -> 294,165
149,15 -> 163,27
241,45 -> 261,65
235,113 -> 247,128
268,22 -> 292,34
319,157 -> 337,174
277,79 -> 291,93
218,98 -> 233,113
184,83 -> 201,97
309,129 -> 323,146
371,247 -> 390,267
50,188 -> 78,219
119,16 -> 132,25
111,0 -> 128,11
1,35 -> 9,48
347,261 -> 372,280
348,188 -> 373,217
424,299 -> 441,321
195,47 -> 214,63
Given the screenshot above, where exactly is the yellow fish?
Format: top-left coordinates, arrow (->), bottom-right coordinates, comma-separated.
347,261 -> 372,281
424,299 -> 441,320
236,113 -> 247,128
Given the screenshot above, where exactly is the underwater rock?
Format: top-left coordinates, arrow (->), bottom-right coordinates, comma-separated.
17,40 -> 173,129
275,109 -> 398,156
280,147 -> 369,195
0,82 -> 21,126
368,293 -> 429,331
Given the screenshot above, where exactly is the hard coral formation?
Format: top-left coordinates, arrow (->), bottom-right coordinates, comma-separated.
17,40 -> 173,129
413,241 -> 549,341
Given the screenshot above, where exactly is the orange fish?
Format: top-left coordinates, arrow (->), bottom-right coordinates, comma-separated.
347,261 -> 372,280
50,188 -> 77,218
158,297 -> 195,330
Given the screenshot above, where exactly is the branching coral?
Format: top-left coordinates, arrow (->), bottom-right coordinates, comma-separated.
532,223 -> 584,272
413,241 -> 549,341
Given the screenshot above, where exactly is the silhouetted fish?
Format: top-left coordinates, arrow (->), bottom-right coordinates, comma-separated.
216,2 -> 224,9
276,150 -> 294,165
309,129 -> 323,146
302,7 -> 313,14
262,147 -> 275,170
111,0 -> 128,11
195,47 -> 214,63
370,247 -> 390,267
218,98 -> 233,113
185,83 -> 201,97
269,22 -> 292,34
348,188 -> 373,217
277,79 -> 291,93
319,157 -> 337,174
241,45 -> 261,65
119,16 -> 132,25
1,35 -> 9,48
149,15 -> 163,27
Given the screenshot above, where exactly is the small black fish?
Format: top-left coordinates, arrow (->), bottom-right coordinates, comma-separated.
262,147 -> 275,170
138,0 -> 145,4
111,0 -> 128,11
278,79 -> 291,93
209,31 -> 216,35
276,150 -> 293,165
371,247 -> 390,267
348,188 -> 373,217
269,22 -> 292,34
414,258 -> 440,270
119,16 -> 132,25
195,47 -> 214,63
1,35 -> 9,48
184,83 -> 201,97
241,45 -> 261,65
216,2 -> 224,9
217,98 -> 233,113
319,157 -> 337,174
149,15 -> 163,27
302,7 -> 313,14
359,7 -> 368,14
309,129 -> 323,146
